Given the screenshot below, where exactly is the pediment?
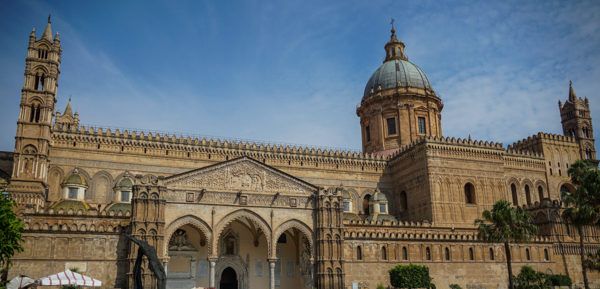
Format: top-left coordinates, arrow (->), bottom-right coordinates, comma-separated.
164,156 -> 317,195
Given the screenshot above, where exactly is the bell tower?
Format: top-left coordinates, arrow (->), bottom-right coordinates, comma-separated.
9,16 -> 61,208
559,81 -> 596,160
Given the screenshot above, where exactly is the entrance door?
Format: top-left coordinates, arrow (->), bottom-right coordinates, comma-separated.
219,267 -> 238,289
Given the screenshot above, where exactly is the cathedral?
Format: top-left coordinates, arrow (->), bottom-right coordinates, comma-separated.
2,17 -> 600,289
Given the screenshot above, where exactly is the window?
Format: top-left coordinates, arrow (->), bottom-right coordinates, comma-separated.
489,248 -> 495,260
445,247 -> 451,261
511,184 -> 518,206
386,117 -> 397,136
356,246 -> 363,260
343,200 -> 350,212
425,247 -> 431,260
544,249 -> 549,261
402,247 -> 408,260
68,187 -> 78,199
399,191 -> 408,212
38,49 -> 48,59
365,125 -> 371,142
379,203 -> 387,213
121,191 -> 131,203
362,195 -> 371,215
381,246 -> 387,260
469,248 -> 474,260
418,117 -> 426,134
525,185 -> 532,205
34,74 -> 45,91
525,248 -> 531,261
464,183 -> 475,204
537,186 -> 544,201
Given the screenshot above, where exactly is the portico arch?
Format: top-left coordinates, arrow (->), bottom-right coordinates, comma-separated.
213,209 -> 272,257
164,215 -> 212,257
272,219 -> 314,257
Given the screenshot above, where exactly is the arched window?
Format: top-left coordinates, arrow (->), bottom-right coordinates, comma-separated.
400,191 -> 408,212
362,194 -> 371,215
34,73 -> 46,91
489,248 -> 495,260
544,249 -> 549,261
511,184 -> 518,206
425,247 -> 431,260
537,185 -> 544,201
38,49 -> 49,59
469,247 -> 474,260
381,246 -> 387,260
116,177 -> 134,203
525,248 -> 531,261
464,183 -> 476,204
356,246 -> 363,260
444,247 -> 451,261
402,247 -> 408,260
525,185 -> 532,206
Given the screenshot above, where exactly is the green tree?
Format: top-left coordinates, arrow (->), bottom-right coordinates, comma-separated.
475,200 -> 538,289
0,194 -> 25,285
562,160 -> 600,289
389,264 -> 431,289
513,266 -> 550,289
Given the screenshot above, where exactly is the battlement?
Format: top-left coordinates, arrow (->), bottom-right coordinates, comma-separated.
509,132 -> 577,150
52,123 -> 389,167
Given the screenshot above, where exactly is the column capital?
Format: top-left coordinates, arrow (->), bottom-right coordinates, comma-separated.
208,256 -> 218,263
267,258 -> 278,264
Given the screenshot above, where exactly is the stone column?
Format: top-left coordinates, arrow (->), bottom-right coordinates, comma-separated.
268,258 -> 278,289
208,257 -> 217,289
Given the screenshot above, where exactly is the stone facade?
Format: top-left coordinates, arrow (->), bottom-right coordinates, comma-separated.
2,19 -> 600,289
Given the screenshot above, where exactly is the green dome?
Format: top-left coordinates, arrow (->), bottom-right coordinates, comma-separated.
65,173 -> 87,186
363,59 -> 433,100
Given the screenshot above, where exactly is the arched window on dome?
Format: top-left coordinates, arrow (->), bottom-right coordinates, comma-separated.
115,176 -> 134,203
62,169 -> 88,200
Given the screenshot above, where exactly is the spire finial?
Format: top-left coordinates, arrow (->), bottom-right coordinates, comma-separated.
48,14 -> 51,24
569,80 -> 577,101
390,18 -> 396,36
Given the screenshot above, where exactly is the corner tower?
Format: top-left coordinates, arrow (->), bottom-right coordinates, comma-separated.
8,16 -> 61,208
357,24 -> 442,155
559,81 -> 596,160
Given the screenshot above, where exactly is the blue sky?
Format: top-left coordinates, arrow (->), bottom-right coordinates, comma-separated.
0,0 -> 599,152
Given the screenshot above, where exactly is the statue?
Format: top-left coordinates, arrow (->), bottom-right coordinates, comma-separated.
126,234 -> 166,289
168,229 -> 194,251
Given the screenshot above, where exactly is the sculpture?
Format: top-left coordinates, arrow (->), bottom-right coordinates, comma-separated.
126,234 -> 166,289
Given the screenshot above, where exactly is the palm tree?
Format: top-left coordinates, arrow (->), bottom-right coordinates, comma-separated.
562,160 -> 600,289
475,200 -> 538,289
0,193 -> 24,286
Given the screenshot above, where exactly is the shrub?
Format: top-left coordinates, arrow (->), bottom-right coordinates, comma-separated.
449,284 -> 462,289
514,266 -> 550,289
389,264 -> 431,289
546,274 -> 571,287
377,284 -> 386,289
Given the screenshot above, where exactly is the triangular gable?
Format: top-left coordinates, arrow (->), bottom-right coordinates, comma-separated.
164,156 -> 317,195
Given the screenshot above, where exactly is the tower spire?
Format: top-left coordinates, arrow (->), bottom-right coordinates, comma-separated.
42,14 -> 53,41
569,80 -> 577,101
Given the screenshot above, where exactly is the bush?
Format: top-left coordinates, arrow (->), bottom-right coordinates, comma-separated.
546,274 -> 571,287
514,266 -> 550,289
449,284 -> 462,289
377,284 -> 386,289
389,264 -> 431,289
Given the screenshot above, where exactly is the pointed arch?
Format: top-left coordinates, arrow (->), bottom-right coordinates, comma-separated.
213,209 -> 272,257
163,215 -> 212,257
272,219 -> 314,257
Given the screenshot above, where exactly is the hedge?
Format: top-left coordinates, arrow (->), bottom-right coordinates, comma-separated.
389,264 -> 431,289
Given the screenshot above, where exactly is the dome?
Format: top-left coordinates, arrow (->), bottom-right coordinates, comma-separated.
372,190 -> 388,202
65,172 -> 87,186
363,59 -> 433,99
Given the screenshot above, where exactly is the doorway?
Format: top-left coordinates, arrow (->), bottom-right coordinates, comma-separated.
219,267 -> 238,289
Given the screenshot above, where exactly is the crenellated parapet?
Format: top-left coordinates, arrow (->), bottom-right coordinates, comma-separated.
19,207 -> 130,234
343,220 -> 552,243
509,132 -> 577,154
52,123 -> 388,171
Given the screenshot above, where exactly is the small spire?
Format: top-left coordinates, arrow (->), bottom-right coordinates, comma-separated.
383,19 -> 407,62
390,18 -> 397,41
48,14 -> 51,24
63,97 -> 73,116
569,80 -> 577,101
42,14 -> 53,41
